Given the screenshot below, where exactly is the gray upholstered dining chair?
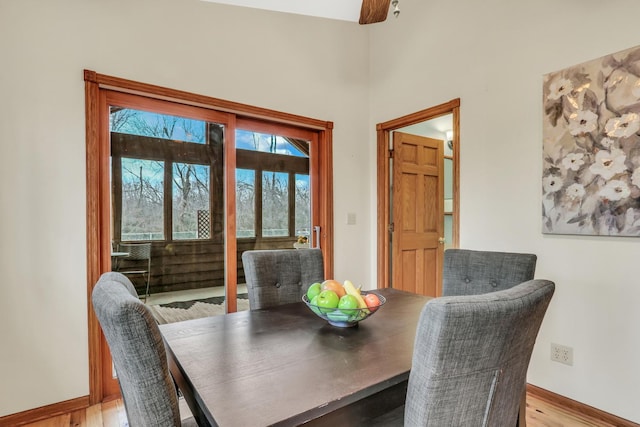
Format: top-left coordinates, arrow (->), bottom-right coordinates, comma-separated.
442,248 -> 537,426
442,249 -> 537,296
369,279 -> 555,427
241,248 -> 324,310
92,272 -> 198,427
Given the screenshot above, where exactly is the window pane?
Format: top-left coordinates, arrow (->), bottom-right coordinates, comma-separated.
236,130 -> 307,157
444,158 -> 453,200
121,158 -> 164,240
262,171 -> 289,237
236,169 -> 256,238
295,174 -> 310,238
110,108 -> 206,144
172,163 -> 210,240
444,214 -> 453,249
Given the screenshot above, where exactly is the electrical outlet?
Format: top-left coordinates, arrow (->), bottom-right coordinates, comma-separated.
550,343 -> 573,366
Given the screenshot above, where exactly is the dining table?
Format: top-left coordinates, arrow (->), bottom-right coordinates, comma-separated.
159,288 -> 431,427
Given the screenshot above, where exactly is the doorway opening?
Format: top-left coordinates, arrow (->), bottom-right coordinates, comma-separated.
376,99 -> 460,295
85,70 -> 334,404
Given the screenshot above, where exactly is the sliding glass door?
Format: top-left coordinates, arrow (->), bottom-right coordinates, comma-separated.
107,92 -> 229,299
85,71 -> 333,402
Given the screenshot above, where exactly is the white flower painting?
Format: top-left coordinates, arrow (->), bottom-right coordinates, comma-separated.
543,45 -> 640,236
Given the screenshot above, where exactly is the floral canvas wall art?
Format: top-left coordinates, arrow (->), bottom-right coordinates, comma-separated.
542,45 -> 640,236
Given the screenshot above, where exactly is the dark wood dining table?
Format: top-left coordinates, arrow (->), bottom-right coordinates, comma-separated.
159,288 -> 431,427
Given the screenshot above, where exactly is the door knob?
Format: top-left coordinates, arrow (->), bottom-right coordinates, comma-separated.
438,237 -> 445,244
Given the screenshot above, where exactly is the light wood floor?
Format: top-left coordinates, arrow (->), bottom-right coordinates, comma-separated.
22,392 -> 617,427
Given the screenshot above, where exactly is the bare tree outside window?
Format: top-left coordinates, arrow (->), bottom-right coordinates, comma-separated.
295,174 -> 310,237
173,163 -> 210,239
236,169 -> 256,238
262,171 -> 289,236
112,111 -> 310,243
235,129 -> 311,239
121,158 -> 164,240
110,107 -> 212,241
112,108 -> 206,144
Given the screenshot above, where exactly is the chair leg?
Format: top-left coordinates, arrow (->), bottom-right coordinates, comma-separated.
516,388 -> 527,427
144,272 -> 151,302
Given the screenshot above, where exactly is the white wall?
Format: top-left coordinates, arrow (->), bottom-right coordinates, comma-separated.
0,0 -> 371,416
369,0 -> 640,422
3,0 -> 640,422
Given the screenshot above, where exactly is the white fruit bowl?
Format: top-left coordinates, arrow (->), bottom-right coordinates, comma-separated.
302,291 -> 386,328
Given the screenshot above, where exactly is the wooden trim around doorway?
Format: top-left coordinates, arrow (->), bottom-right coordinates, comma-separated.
84,70 -> 334,406
376,99 -> 460,290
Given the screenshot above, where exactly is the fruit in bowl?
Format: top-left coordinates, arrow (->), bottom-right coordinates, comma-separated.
363,293 -> 381,312
302,279 -> 386,327
321,279 -> 346,297
306,282 -> 322,301
316,290 -> 340,313
337,294 -> 359,316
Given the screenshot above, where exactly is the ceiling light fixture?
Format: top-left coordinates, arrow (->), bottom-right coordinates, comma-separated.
392,0 -> 400,17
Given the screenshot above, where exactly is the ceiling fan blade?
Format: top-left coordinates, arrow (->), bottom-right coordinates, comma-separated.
359,0 -> 391,24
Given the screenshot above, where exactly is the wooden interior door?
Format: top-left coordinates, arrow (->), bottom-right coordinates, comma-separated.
391,131 -> 444,297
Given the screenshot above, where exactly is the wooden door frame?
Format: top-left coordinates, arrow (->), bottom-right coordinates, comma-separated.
85,70 -> 334,404
376,99 -> 460,289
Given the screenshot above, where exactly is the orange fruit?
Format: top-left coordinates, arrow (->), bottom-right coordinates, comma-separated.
322,279 -> 346,298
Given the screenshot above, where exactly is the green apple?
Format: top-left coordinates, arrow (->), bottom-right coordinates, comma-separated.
306,282 -> 322,302
316,290 -> 340,313
338,294 -> 359,317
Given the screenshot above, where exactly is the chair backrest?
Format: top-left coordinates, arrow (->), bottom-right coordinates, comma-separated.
241,249 -> 324,310
405,279 -> 555,426
118,242 -> 151,261
442,249 -> 537,296
92,272 -> 182,427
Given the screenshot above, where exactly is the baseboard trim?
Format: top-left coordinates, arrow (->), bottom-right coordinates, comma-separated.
0,396 -> 89,426
527,384 -> 639,427
2,386 -> 637,426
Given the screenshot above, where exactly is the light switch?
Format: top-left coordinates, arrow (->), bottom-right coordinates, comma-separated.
347,212 -> 356,225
